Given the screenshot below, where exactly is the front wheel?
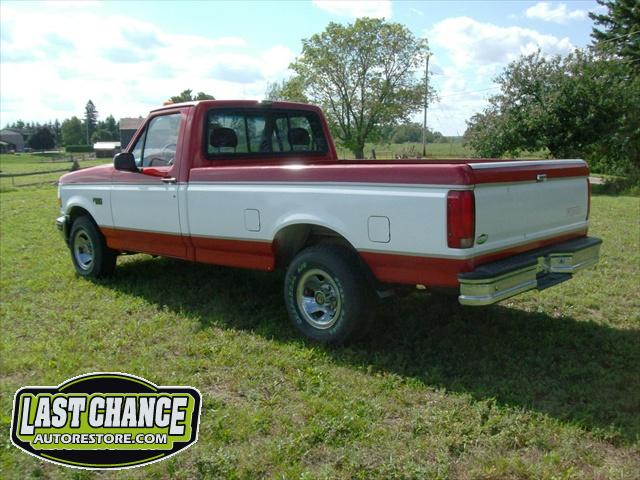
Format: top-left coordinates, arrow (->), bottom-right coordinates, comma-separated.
284,244 -> 375,344
69,216 -> 117,278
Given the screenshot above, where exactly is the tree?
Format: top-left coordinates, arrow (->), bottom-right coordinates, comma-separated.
91,129 -> 114,143
170,89 -> 215,103
61,116 -> 84,146
391,123 -> 422,143
84,100 -> 98,144
464,50 -> 640,176
52,119 -> 61,147
590,0 -> 640,67
390,123 -> 444,144
103,114 -> 119,139
265,77 -> 309,103
290,18 -> 432,159
27,127 -> 55,150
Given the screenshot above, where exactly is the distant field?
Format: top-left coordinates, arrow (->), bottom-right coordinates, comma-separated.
1,186 -> 638,478
0,153 -> 109,189
336,141 -> 549,160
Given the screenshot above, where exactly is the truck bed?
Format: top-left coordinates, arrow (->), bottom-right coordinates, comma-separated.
186,158 -> 590,287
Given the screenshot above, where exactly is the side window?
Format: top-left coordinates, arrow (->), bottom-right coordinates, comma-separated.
141,113 -> 181,167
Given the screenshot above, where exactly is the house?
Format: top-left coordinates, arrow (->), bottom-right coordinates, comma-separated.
93,141 -> 121,158
0,129 -> 25,152
119,117 -> 144,150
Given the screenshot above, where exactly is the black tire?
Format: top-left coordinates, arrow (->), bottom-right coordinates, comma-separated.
284,244 -> 375,344
69,216 -> 117,278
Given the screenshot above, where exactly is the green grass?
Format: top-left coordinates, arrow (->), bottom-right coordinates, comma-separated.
1,187 -> 638,479
0,153 -> 109,190
336,142 -> 548,160
335,141 -> 473,159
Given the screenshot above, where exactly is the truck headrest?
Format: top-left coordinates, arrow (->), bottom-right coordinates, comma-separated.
210,127 -> 238,149
288,128 -> 310,147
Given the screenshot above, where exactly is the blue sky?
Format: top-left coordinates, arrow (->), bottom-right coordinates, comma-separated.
0,0 -> 601,135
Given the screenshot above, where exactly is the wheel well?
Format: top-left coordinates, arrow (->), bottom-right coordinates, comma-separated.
273,224 -> 353,268
274,223 -> 382,292
68,206 -> 93,227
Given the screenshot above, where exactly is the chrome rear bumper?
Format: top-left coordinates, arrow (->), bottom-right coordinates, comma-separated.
458,236 -> 602,306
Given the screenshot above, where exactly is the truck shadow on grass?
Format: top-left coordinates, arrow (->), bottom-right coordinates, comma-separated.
105,256 -> 639,445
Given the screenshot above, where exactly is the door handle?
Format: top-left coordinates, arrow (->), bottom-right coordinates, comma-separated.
161,177 -> 177,184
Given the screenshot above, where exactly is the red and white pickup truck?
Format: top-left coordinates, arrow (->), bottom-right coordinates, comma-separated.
57,100 -> 601,343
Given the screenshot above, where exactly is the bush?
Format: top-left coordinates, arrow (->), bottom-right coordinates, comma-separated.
465,51 -> 639,178
65,145 -> 94,153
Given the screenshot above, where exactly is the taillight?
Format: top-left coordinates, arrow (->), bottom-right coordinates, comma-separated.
447,190 -> 475,248
586,178 -> 591,220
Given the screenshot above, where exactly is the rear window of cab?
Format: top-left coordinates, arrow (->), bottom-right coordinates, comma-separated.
204,108 -> 328,159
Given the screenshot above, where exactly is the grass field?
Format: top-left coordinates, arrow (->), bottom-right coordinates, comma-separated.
1,186 -> 638,479
335,141 -> 548,160
336,141 -> 474,159
0,153 -> 109,190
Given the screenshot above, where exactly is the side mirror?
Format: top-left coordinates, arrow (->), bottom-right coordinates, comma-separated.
114,152 -> 138,172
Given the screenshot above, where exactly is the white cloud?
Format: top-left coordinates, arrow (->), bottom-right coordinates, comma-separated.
0,5 -> 293,126
419,63 -> 496,136
429,17 -> 573,68
312,0 -> 391,18
425,17 -> 575,135
525,2 -> 587,24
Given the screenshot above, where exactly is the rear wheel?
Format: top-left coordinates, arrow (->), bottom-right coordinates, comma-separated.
69,216 -> 117,278
284,244 -> 375,344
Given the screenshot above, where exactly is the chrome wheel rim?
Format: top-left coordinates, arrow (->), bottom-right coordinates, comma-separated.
296,268 -> 342,329
73,230 -> 94,270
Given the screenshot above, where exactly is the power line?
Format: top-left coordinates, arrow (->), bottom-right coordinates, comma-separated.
591,30 -> 640,47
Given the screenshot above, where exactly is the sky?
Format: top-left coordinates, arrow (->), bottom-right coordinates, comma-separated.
0,0 -> 603,136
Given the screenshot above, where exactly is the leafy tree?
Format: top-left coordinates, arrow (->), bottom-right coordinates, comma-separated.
265,77 -> 309,103
27,127 -> 55,150
391,123 -> 443,144
84,100 -> 98,144
91,128 -> 114,143
170,89 -> 215,103
103,114 -> 119,139
590,0 -> 640,66
465,50 -> 640,176
392,123 -> 422,143
52,119 -> 61,147
61,116 -> 84,146
290,18 -> 432,159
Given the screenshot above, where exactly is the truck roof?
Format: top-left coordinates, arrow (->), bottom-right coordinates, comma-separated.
150,99 -> 320,113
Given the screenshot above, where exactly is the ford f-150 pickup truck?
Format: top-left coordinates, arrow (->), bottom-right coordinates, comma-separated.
57,100 -> 601,343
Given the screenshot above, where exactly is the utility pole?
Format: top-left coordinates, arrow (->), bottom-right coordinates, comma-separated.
422,54 -> 430,157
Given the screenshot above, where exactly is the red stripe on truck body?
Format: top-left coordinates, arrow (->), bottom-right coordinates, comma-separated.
100,226 -> 587,289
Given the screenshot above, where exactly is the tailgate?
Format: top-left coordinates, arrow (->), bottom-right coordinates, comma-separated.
470,160 -> 589,252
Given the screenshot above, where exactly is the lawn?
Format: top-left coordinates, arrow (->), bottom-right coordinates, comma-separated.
0,187 -> 638,479
0,153 -> 109,190
336,141 -> 475,159
335,141 -> 548,160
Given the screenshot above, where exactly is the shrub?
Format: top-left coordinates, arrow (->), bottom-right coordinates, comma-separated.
65,145 -> 94,153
